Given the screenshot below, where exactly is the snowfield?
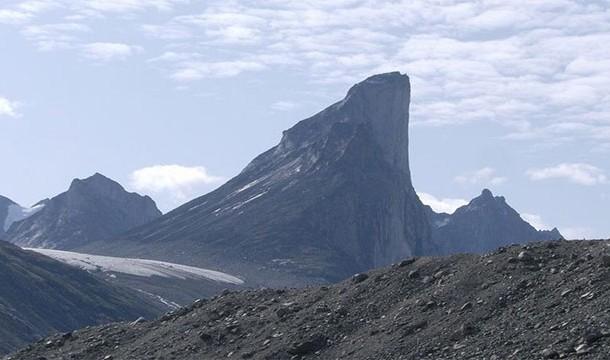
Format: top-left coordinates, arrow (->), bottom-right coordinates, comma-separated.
4,204 -> 45,231
25,248 -> 244,285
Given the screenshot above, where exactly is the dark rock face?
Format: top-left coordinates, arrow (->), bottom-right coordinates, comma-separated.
7,173 -> 161,250
13,240 -> 610,360
82,72 -> 433,285
0,195 -> 17,238
0,240 -> 163,355
430,189 -> 563,254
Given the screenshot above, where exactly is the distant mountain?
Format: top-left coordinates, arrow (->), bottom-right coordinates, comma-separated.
430,189 -> 563,254
80,72 -> 433,285
0,195 -> 17,238
0,240 -> 164,354
7,173 -> 162,249
4,174 -> 246,310
0,196 -> 45,239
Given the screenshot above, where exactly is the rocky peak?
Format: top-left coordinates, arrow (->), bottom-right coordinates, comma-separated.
6,174 -> 162,250
86,72 -> 430,285
538,227 -> 564,240
431,189 -> 564,254
69,172 -> 109,187
274,72 -> 411,177
462,189 -> 509,214
479,188 -> 493,199
69,173 -> 127,198
341,72 -> 411,176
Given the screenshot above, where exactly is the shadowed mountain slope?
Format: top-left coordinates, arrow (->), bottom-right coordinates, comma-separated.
7,173 -> 161,249
0,240 -> 164,354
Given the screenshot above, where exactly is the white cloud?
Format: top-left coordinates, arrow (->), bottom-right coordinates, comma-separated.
141,24 -> 191,39
527,163 -> 607,186
271,101 -> 298,111
170,60 -> 266,81
0,1 -> 58,24
3,0 -> 610,150
17,1 -> 59,13
82,42 -> 142,61
22,22 -> 90,51
81,0 -> 186,13
560,227 -> 599,240
454,167 -> 507,186
0,97 -> 20,118
0,9 -> 32,24
418,192 -> 468,214
130,165 -> 224,203
521,213 -> 548,230
127,0 -> 610,150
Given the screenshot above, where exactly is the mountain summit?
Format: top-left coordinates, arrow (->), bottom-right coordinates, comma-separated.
274,72 -> 412,176
78,72 -> 560,286
82,72 -> 433,285
430,189 -> 563,254
7,173 -> 161,249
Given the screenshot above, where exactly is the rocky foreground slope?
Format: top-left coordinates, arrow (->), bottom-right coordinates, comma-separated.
10,239 -> 610,360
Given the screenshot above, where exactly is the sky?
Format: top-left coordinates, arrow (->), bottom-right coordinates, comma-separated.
0,0 -> 609,239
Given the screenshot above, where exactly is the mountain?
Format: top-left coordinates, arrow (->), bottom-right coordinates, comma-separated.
6,173 -> 162,249
431,189 -> 563,254
0,195 -> 17,238
79,72 -> 433,286
0,196 -> 45,238
0,240 -> 165,355
12,239 -> 610,360
4,174 -> 246,309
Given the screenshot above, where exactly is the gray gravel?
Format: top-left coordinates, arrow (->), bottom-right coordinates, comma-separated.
8,239 -> 610,360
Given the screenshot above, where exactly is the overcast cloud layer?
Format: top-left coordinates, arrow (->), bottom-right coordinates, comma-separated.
1,0 -> 609,237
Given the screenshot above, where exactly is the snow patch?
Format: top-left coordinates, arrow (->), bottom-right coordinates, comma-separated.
136,289 -> 181,310
434,218 -> 451,228
4,204 -> 45,231
237,178 -> 263,193
25,248 -> 244,285
187,201 -> 208,212
231,191 -> 268,211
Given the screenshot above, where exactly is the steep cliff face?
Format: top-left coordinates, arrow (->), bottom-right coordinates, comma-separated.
7,173 -> 161,249
431,189 -> 563,254
82,72 -> 433,285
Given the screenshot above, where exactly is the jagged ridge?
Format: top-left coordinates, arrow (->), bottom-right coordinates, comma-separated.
430,189 -> 563,255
